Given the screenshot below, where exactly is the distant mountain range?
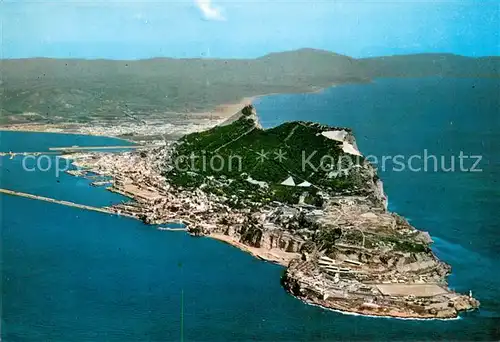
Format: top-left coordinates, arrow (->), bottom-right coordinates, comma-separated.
1,48 -> 499,124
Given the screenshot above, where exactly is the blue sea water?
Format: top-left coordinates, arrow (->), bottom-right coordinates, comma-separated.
2,78 -> 500,341
0,131 -> 135,206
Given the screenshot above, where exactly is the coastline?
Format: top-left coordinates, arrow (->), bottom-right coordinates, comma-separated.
56,104 -> 478,320
250,83 -> 339,104
1,179 -> 474,321
207,97 -> 255,119
0,83 -> 340,138
0,97 -> 255,140
5,87 -> 480,320
0,127 -> 139,144
208,232 -> 468,321
208,233 -> 299,267
298,298 -> 462,321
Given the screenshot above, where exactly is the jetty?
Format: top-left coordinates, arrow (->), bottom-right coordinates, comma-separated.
0,144 -> 163,157
157,226 -> 187,232
48,145 -> 162,152
0,188 -> 134,218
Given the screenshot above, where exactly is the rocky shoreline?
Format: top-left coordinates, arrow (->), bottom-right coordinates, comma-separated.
61,107 -> 479,320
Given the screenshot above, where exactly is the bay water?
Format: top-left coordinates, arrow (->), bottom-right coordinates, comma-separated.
2,78 -> 499,340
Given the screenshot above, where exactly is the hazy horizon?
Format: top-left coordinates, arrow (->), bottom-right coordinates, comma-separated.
2,0 -> 499,60
3,48 -> 500,62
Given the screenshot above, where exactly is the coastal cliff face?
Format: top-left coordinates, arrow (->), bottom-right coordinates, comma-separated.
68,105 -> 479,319
160,106 -> 479,318
278,196 -> 480,318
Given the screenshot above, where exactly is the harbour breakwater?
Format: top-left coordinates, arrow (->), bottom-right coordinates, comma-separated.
0,188 -> 133,218
2,101 -> 484,320
56,107 -> 480,319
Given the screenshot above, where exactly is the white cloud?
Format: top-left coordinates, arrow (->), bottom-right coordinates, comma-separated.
195,0 -> 225,21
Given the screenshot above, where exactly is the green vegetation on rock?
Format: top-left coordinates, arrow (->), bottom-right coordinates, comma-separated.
165,107 -> 370,207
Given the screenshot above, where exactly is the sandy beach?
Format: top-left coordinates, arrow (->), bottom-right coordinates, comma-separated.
209,233 -> 299,267
204,97 -> 255,119
0,85 -> 342,140
0,97 -> 255,139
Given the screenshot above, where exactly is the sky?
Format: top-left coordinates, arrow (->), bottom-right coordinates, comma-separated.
1,0 -> 499,59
